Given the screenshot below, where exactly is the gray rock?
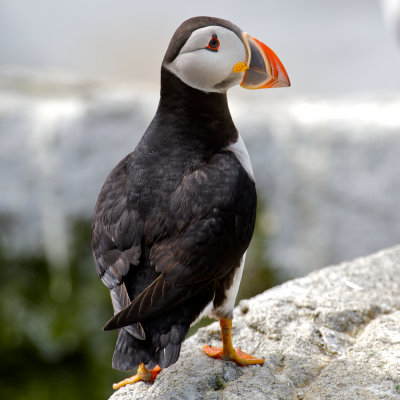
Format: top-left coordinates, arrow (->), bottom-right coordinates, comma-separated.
110,245 -> 400,400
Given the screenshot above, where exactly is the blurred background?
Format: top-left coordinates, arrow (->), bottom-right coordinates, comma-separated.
1,0 -> 400,399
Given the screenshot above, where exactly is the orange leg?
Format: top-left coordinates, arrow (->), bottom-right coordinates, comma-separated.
112,363 -> 162,390
203,318 -> 264,366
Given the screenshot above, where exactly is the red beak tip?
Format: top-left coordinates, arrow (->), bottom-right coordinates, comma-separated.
241,33 -> 290,90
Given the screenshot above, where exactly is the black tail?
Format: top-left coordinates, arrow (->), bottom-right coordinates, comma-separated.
110,285 -> 215,371
112,320 -> 187,370
113,328 -> 144,371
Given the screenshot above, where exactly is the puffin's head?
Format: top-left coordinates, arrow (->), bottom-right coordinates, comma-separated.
163,16 -> 290,93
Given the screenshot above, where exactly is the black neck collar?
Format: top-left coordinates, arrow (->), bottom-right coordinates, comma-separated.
153,67 -> 238,150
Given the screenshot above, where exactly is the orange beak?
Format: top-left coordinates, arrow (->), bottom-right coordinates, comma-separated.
240,32 -> 290,90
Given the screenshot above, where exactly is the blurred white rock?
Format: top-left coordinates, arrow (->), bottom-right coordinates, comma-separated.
381,0 -> 400,47
235,93 -> 400,277
1,69 -> 400,278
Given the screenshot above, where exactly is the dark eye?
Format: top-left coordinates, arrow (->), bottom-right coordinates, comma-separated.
206,34 -> 220,52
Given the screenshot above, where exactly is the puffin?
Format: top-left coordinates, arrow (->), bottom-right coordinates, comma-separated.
91,16 -> 290,389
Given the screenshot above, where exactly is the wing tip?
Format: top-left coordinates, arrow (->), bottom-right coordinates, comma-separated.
103,315 -> 120,331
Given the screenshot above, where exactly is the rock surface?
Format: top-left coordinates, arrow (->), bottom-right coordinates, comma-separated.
110,245 -> 400,400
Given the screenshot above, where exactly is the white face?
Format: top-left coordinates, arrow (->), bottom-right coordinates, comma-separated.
165,26 -> 247,93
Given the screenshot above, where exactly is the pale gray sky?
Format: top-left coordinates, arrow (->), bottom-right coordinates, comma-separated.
1,0 -> 399,95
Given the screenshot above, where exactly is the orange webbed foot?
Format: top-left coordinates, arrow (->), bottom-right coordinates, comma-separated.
203,318 -> 264,366
203,344 -> 264,366
112,364 -> 162,390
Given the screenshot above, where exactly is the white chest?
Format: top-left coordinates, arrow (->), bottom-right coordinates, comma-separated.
225,135 -> 254,182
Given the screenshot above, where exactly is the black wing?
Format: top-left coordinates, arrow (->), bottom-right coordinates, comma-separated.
92,153 -> 147,339
100,151 -> 256,331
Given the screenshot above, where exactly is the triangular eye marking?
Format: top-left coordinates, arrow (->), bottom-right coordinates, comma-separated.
206,34 -> 220,52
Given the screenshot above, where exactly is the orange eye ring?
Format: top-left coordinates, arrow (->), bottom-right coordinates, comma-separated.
206,34 -> 220,52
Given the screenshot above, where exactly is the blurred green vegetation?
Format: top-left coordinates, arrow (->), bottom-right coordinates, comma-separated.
0,219 -> 125,400
238,196 -> 279,300
0,195 -> 279,400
